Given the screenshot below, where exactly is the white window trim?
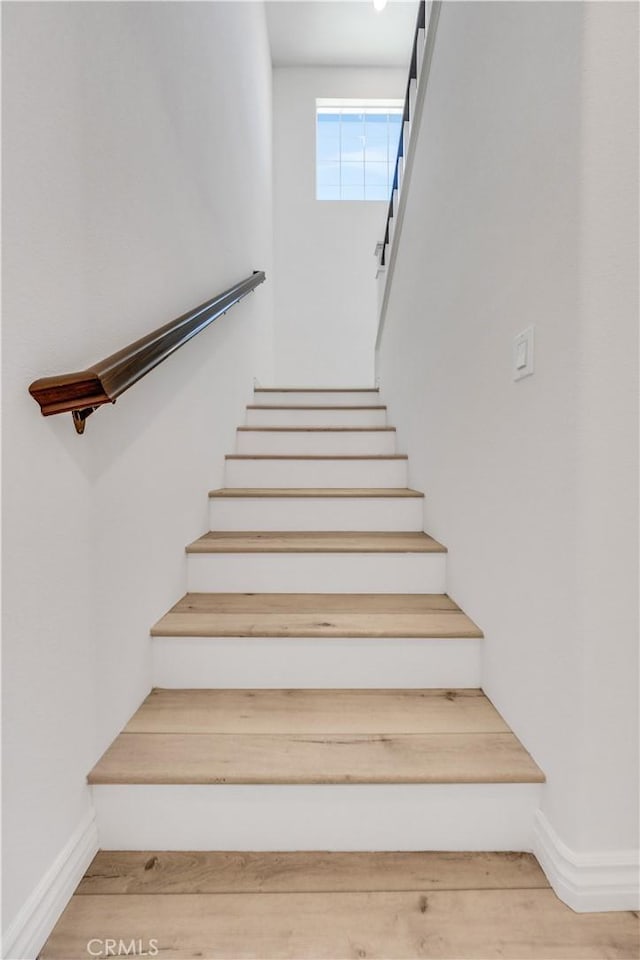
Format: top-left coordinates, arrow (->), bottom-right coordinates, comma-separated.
315,98 -> 404,202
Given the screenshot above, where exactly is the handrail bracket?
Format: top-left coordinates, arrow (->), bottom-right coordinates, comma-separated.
71,407 -> 99,435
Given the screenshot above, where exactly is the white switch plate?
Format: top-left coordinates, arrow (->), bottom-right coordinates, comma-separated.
513,326 -> 535,381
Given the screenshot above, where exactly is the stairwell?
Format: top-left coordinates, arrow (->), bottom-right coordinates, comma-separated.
86,385 -> 544,851
5,0 -> 639,952
38,386 -> 640,957
41,388 -> 631,960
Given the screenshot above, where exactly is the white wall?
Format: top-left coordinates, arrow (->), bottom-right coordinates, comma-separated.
273,67 -> 404,386
378,0 -> 638,873
2,1 -> 274,948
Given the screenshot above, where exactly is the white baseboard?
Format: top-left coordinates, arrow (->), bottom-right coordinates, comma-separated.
2,809 -> 99,960
533,810 -> 640,912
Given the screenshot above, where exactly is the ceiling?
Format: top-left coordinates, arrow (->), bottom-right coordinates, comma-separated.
266,1 -> 420,68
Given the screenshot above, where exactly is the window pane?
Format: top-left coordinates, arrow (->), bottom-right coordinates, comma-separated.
364,113 -> 388,142
317,183 -> 340,201
365,161 -> 389,188
317,162 -> 341,187
340,113 -> 365,156
317,113 -> 341,133
341,162 -> 364,187
341,183 -> 365,201
315,101 -> 402,202
364,140 -> 388,163
365,184 -> 390,202
317,138 -> 340,164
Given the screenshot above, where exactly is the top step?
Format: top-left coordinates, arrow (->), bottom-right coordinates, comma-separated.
253,389 -> 381,407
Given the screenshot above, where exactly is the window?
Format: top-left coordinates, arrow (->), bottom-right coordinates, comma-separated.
316,98 -> 403,202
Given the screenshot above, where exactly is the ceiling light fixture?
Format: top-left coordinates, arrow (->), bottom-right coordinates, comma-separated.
373,0 -> 388,11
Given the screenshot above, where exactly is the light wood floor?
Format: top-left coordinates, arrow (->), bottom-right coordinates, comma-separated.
87,688 -> 544,785
40,851 -> 639,959
185,531 -> 445,554
151,592 -> 482,638
208,488 -> 424,498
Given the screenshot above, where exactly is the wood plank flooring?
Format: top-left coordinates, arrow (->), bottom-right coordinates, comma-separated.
87,689 -> 543,785
123,689 -> 506,734
254,388 -> 380,393
41,852 -> 639,959
76,850 -> 549,895
246,404 -> 387,410
225,454 -> 409,460
208,488 -> 425,498
236,426 -> 397,432
151,592 -> 482,637
87,731 -> 545,784
185,532 -> 446,553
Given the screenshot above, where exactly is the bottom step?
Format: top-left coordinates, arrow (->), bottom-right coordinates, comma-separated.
90,689 -> 544,849
92,782 -> 543,850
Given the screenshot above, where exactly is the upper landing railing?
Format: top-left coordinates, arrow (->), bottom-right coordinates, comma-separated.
376,0 -> 442,343
378,0 -> 426,271
28,271 -> 266,434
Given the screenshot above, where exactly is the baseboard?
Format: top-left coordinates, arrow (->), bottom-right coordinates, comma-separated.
533,810 -> 640,912
2,809 -> 99,960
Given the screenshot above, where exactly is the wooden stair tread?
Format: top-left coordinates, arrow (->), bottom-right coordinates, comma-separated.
88,732 -> 544,785
89,689 -> 543,786
151,592 -> 481,638
208,488 -> 424,498
124,689 -> 503,734
254,388 -> 379,393
237,426 -> 396,432
225,454 -> 408,460
40,887 -> 638,959
185,532 -> 446,554
246,404 -> 387,410
78,850 -> 549,894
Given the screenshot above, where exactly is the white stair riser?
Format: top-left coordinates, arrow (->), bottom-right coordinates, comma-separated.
224,459 -> 408,488
186,552 -> 446,593
253,392 -> 380,406
209,497 -> 424,532
152,636 -> 482,688
235,431 -> 397,456
246,408 -> 387,427
93,783 -> 542,851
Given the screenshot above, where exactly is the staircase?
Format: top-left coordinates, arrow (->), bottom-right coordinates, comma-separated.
89,386 -> 544,851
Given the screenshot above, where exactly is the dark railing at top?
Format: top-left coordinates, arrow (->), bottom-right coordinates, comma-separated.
29,270 -> 266,434
379,0 -> 426,268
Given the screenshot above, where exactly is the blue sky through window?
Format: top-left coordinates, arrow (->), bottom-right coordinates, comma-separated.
316,100 -> 403,202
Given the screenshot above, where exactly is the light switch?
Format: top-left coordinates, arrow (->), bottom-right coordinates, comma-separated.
513,326 -> 534,381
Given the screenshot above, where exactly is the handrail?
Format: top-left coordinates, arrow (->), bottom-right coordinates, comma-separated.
28,270 -> 266,433
375,1 -> 442,354
378,0 -> 426,270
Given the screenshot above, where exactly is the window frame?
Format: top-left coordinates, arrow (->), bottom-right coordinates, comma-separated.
315,98 -> 404,203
